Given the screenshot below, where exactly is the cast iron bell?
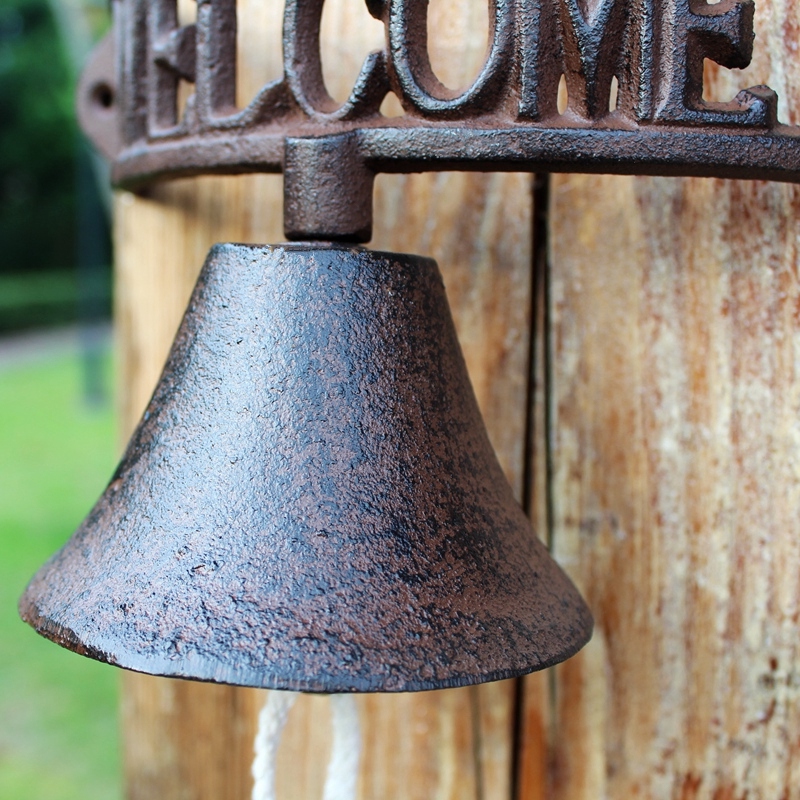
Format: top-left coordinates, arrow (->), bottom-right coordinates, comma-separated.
20,243 -> 592,692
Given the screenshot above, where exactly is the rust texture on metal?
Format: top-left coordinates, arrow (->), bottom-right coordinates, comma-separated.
20,245 -> 593,692
81,0 -> 799,206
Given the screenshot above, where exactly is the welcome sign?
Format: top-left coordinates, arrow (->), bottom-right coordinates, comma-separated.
77,0 -> 800,234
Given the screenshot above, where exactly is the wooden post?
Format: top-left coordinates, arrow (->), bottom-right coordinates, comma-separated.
114,0 -> 534,795
115,0 -> 800,795
516,0 -> 800,795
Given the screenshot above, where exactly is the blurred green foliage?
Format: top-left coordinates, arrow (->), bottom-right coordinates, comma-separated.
0,0 -> 78,275
0,270 -> 110,333
0,0 -> 112,331
0,346 -> 121,800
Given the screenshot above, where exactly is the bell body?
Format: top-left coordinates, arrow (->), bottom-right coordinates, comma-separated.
20,243 -> 592,692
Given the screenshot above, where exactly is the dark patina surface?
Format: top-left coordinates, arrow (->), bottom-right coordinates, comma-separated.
20,245 -> 593,692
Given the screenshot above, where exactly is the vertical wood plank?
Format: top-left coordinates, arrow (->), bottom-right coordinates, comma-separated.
115,0 -> 535,796
369,169 -> 533,800
536,0 -> 800,796
116,173 -> 286,800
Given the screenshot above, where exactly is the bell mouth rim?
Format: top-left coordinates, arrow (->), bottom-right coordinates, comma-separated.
21,594 -> 593,694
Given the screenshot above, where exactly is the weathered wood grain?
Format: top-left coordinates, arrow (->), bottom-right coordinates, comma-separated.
114,0 -> 534,795
539,0 -> 800,796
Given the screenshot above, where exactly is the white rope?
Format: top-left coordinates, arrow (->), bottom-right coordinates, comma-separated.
251,691 -> 361,800
252,691 -> 298,800
323,694 -> 361,800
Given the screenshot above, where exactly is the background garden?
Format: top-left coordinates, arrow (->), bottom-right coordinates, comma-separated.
0,0 -> 120,794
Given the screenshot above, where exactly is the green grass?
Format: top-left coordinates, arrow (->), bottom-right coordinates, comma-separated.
0,346 -> 121,799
